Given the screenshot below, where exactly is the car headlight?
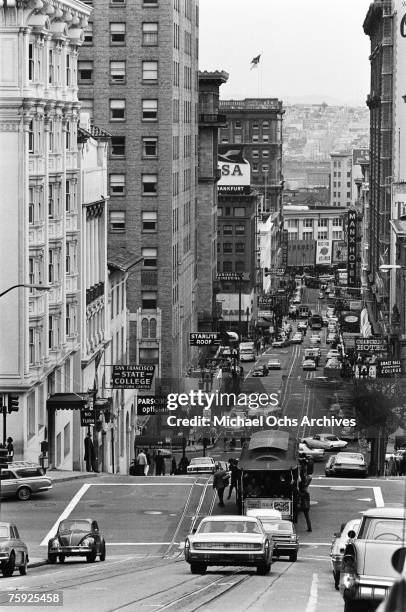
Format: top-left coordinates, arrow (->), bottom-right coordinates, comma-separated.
81,538 -> 94,547
290,535 -> 297,541
0,544 -> 10,552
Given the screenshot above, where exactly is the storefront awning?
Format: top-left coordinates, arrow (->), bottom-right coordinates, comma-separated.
46,393 -> 89,410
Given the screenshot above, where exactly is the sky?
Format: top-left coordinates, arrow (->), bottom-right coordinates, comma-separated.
199,0 -> 372,106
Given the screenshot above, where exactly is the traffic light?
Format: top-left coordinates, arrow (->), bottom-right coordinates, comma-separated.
8,394 -> 19,414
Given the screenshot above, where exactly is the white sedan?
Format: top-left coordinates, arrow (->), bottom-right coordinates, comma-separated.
299,442 -> 325,462
187,457 -> 216,474
309,334 -> 321,344
302,358 -> 317,371
267,359 -> 281,370
327,349 -> 340,360
302,434 -> 348,450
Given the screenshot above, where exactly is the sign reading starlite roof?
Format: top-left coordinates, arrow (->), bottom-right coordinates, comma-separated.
189,332 -> 221,346
112,365 -> 155,389
347,210 -> 358,287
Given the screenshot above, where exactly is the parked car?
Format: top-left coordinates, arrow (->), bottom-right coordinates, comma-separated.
272,338 -> 286,348
299,442 -> 325,462
330,519 -> 361,589
302,434 -> 347,450
0,462 -> 52,501
184,516 -> 273,575
340,507 -> 405,610
325,452 -> 367,478
0,523 -> 29,577
252,364 -> 268,377
259,519 -> 299,562
303,358 -> 317,371
327,349 -> 340,360
267,359 -> 281,370
48,518 -> 106,564
291,333 -> 303,344
187,457 -> 216,474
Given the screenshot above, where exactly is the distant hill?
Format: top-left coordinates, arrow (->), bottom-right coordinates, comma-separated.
281,94 -> 365,107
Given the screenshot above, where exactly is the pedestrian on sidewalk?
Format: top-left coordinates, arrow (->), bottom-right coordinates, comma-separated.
84,433 -> 98,472
136,449 -> 148,475
145,450 -> 152,475
6,437 -> 14,461
155,450 -> 166,476
170,457 -> 177,475
227,458 -> 240,502
298,482 -> 312,532
213,464 -> 229,507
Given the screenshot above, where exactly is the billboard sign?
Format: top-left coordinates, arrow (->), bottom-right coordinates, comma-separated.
287,240 -> 316,267
379,360 -> 402,377
316,240 -> 332,265
347,210 -> 358,287
217,146 -> 251,194
189,332 -> 221,346
112,365 -> 155,389
332,240 -> 348,264
355,338 -> 388,353
136,396 -> 168,415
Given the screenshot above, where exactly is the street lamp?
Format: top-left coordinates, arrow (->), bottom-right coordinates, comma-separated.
0,284 -> 51,298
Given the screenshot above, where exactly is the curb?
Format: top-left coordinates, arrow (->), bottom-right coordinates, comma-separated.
28,559 -> 48,569
49,472 -> 100,484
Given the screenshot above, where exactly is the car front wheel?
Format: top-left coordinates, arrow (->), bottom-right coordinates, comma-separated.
17,486 -> 32,501
190,563 -> 207,574
257,562 -> 271,575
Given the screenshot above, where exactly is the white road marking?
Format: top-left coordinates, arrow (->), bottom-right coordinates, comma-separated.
40,483 -> 90,546
107,542 -> 177,546
305,573 -> 319,612
300,542 -> 331,546
373,486 -> 384,507
82,482 -> 195,486
357,497 -> 372,502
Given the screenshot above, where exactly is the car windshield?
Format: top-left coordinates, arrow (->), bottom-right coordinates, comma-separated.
261,521 -> 293,533
337,453 -> 363,462
190,458 -> 212,465
198,521 -> 261,534
14,468 -> 44,478
59,520 -> 91,532
359,518 -> 405,541
0,526 -> 10,539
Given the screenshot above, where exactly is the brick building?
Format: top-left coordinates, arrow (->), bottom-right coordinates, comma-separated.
78,0 -> 200,390
218,98 -> 284,214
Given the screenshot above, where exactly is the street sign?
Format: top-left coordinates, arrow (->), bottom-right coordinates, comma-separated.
355,338 -> 387,353
136,396 -> 168,415
189,332 -> 221,346
112,365 -> 155,389
258,296 -> 274,308
379,360 -> 402,377
216,272 -> 250,282
80,406 -> 96,426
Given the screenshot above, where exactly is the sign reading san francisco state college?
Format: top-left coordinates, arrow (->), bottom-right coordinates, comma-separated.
217,145 -> 251,194
347,209 -> 358,287
112,365 -> 155,389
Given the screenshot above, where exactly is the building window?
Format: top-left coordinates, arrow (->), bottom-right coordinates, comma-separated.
110,174 -> 125,195
141,291 -> 157,309
29,187 -> 34,223
332,217 -> 341,226
110,99 -> 126,121
29,328 -> 35,364
303,218 -> 313,228
110,61 -> 126,83
223,225 -> 233,235
142,60 -> 158,81
139,348 -> 159,364
223,261 -> 232,272
235,261 -> 245,272
252,135 -> 259,142
142,174 -> 157,194
48,315 -> 59,349
142,247 -> 157,268
109,211 -> 126,232
235,242 -> 245,253
332,231 -> 343,240
235,121 -> 241,128
143,0 -> 158,5
142,22 -> 158,45
111,136 -> 125,156
262,150 -> 269,158
28,43 -> 34,81
252,164 -> 258,172
262,121 -> 269,129
66,303 -> 76,336
111,0 -> 125,3
65,180 -> 71,212
65,241 -> 76,274
347,192 -> 351,198
48,49 -> 54,84
142,137 -> 158,157
84,22 -> 93,44
78,60 -> 93,82
318,218 -> 328,227
65,121 -> 71,150
262,165 -> 269,172
142,99 -> 158,121
223,243 -> 232,253
235,224 -> 245,235
317,231 -> 328,240
252,150 -> 259,159
48,183 -> 55,218
28,120 -> 34,153
142,211 -> 157,232
234,207 -> 245,217
110,23 -> 126,45
262,134 -> 269,142
63,422 -> 70,457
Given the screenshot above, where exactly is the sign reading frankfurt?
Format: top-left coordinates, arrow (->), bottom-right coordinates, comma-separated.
355,338 -> 387,353
136,396 -> 168,415
112,365 -> 155,389
347,210 -> 358,287
189,332 -> 221,346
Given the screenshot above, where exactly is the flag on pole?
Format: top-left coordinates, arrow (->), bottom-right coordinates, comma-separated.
250,54 -> 261,70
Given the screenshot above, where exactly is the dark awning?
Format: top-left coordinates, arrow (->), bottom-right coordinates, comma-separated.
46,393 -> 89,410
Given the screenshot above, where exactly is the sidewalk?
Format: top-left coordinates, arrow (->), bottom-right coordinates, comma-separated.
46,469 -> 100,483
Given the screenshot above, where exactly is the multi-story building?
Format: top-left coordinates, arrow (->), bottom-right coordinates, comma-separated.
196,70 -> 228,332
330,151 -> 352,207
78,0 -> 200,394
363,0 -> 394,328
218,98 -> 284,213
0,0 -> 91,466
